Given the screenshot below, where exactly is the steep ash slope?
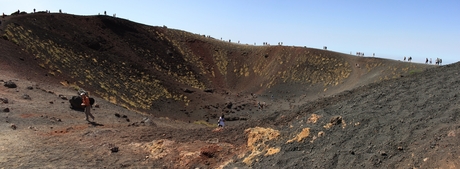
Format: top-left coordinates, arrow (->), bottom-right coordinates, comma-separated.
0,13 -> 432,122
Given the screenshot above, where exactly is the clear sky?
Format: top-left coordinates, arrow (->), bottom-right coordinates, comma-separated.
2,0 -> 459,64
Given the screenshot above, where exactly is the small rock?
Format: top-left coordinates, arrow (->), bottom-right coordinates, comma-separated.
94,104 -> 100,108
26,86 -> 33,90
3,107 -> 10,112
330,116 -> 342,125
22,94 -> 31,100
4,80 -> 17,88
10,124 -> 17,130
111,146 -> 119,152
49,101 -> 54,104
0,97 -> 8,103
226,102 -> 233,109
28,126 -> 38,131
379,151 -> 387,156
114,113 -> 120,117
109,144 -> 119,152
58,94 -> 68,100
183,88 -> 194,93
204,88 -> 214,93
122,115 -> 127,118
397,146 -> 403,150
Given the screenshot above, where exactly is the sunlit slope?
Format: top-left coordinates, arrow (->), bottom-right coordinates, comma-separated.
0,13 -> 432,114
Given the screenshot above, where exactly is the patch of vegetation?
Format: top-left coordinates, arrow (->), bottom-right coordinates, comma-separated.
409,69 -> 422,75
193,120 -> 215,127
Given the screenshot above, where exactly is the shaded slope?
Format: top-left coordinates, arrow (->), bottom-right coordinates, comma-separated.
226,63 -> 460,168
0,13 -> 432,121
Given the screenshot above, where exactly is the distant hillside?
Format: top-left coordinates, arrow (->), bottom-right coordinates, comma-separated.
0,13 -> 433,119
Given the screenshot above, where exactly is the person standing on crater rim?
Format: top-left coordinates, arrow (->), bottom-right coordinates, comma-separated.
81,92 -> 94,122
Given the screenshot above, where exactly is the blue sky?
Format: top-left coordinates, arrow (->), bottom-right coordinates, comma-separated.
2,0 -> 459,64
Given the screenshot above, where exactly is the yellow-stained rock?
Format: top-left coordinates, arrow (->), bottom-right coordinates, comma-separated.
287,128 -> 310,143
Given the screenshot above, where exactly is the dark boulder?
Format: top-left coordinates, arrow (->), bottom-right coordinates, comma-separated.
226,102 -> 233,109
204,88 -> 214,93
69,96 -> 95,110
4,80 -> 17,88
183,88 -> 194,93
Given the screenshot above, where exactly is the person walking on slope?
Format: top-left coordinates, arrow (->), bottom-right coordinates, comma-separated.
217,114 -> 225,127
81,92 -> 94,122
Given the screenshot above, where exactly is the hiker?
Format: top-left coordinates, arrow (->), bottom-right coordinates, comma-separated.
426,58 -> 428,64
81,92 -> 94,122
404,56 -> 406,61
217,114 -> 225,127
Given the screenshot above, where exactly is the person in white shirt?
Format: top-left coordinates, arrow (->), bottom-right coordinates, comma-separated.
218,114 -> 225,127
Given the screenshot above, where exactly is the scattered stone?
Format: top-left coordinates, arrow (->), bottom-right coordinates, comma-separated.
10,124 -> 16,130
4,80 -> 17,88
3,107 -> 10,112
26,86 -> 33,90
226,102 -> 233,109
204,88 -> 214,93
28,126 -> 38,131
22,94 -> 31,100
379,150 -> 387,156
114,113 -> 121,117
109,144 -> 119,153
206,138 -> 219,144
330,116 -> 342,125
397,146 -> 403,150
122,115 -> 127,118
141,117 -> 155,126
49,101 -> 54,104
0,97 -> 8,103
49,117 -> 62,122
94,104 -> 100,108
58,94 -> 68,100
183,88 -> 194,93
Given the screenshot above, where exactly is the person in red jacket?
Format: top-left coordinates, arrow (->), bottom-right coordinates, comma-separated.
81,93 -> 94,122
